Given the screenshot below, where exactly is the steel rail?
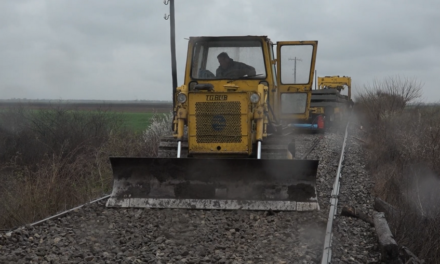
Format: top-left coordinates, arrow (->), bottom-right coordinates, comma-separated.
5,195 -> 110,233
321,119 -> 350,264
300,135 -> 323,160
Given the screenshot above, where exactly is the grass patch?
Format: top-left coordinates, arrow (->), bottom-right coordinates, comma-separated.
0,105 -> 172,230
118,112 -> 156,132
0,108 -> 157,133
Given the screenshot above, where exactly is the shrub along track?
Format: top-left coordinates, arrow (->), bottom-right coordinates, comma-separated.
0,115 -> 381,264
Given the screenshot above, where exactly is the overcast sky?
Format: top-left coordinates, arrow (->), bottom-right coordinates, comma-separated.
1,0 -> 439,102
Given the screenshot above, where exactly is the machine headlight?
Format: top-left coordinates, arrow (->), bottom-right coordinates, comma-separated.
250,93 -> 260,103
177,93 -> 187,103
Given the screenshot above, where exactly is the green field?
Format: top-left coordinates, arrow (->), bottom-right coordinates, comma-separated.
0,100 -> 172,133
0,108 -> 164,134
118,112 -> 157,132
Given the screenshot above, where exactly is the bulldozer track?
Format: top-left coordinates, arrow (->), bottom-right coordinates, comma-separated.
158,134 -> 294,159
0,117 -> 381,263
158,130 -> 325,161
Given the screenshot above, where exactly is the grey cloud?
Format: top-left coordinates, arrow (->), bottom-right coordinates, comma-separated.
0,0 -> 439,102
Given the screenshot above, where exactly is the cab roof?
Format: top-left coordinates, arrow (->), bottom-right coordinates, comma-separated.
189,36 -> 269,41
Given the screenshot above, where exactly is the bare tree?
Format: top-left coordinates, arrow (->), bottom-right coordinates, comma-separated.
356,76 -> 423,123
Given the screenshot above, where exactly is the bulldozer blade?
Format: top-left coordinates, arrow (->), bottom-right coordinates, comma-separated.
106,157 -> 320,211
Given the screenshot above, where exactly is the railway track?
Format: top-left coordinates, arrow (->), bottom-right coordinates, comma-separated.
0,116 -> 381,263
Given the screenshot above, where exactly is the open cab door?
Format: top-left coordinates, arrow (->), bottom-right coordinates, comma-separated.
276,41 -> 318,122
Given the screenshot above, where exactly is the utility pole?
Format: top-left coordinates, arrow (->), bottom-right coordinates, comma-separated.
289,57 -> 302,83
164,0 -> 177,107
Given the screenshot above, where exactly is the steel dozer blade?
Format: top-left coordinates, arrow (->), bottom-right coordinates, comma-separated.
106,157 -> 319,211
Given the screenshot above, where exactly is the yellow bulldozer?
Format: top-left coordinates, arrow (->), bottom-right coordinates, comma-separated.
106,35 -> 321,211
310,75 -> 353,127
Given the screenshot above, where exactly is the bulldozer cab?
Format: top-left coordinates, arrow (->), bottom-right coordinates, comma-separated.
183,37 -> 318,124
106,36 -> 321,211
190,38 -> 266,81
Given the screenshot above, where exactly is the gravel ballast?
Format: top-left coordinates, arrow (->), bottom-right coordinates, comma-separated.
0,117 -> 381,263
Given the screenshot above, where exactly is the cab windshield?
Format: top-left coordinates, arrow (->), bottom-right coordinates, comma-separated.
191,39 -> 266,80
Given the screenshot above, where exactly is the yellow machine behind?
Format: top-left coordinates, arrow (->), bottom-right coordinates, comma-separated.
107,36 -> 321,211
310,75 -> 353,127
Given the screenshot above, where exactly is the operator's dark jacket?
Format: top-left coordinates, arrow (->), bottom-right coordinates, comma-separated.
216,60 -> 256,78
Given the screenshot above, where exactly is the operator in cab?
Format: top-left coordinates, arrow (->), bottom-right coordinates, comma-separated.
216,52 -> 256,78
